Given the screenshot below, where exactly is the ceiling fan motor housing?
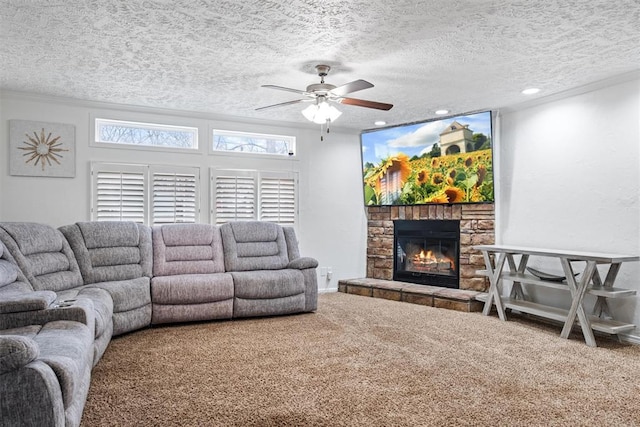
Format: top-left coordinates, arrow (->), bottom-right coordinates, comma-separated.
306,83 -> 337,95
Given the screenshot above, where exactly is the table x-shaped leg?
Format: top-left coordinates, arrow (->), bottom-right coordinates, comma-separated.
507,253 -> 529,300
482,250 -> 507,321
560,259 -> 597,347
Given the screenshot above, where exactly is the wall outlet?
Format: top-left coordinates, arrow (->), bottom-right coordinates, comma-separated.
326,267 -> 332,280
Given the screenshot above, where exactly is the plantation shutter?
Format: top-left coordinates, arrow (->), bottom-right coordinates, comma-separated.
212,170 -> 256,225
151,167 -> 199,225
91,163 -> 147,223
259,173 -> 297,226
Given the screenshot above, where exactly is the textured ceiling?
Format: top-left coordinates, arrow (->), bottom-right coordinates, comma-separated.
1,0 -> 639,130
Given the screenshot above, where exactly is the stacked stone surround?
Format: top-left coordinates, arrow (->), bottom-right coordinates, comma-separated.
366,203 -> 495,292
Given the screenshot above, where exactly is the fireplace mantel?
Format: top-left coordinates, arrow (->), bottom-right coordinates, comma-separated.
366,204 -> 494,291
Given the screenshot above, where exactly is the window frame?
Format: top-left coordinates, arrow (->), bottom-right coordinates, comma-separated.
91,116 -> 200,154
210,129 -> 296,158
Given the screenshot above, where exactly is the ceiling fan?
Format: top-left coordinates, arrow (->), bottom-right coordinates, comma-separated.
256,65 -> 393,126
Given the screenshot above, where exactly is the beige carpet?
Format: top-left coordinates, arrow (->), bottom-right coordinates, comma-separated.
81,293 -> 640,426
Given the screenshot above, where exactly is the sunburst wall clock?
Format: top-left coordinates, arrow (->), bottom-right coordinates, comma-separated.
9,120 -> 75,177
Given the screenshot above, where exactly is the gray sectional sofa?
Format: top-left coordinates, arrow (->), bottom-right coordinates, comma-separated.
0,221 -> 318,427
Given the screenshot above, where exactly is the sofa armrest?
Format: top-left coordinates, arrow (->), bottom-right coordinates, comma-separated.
0,335 -> 39,374
0,291 -> 57,314
287,257 -> 319,270
0,299 -> 96,335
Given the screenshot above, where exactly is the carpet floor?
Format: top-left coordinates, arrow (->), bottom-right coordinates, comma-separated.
81,292 -> 640,426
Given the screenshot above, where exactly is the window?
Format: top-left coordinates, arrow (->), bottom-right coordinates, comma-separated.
92,163 -> 200,225
213,171 -> 256,225
211,169 -> 297,226
259,173 -> 296,225
92,164 -> 147,223
212,129 -> 295,156
95,118 -> 198,150
151,168 -> 199,224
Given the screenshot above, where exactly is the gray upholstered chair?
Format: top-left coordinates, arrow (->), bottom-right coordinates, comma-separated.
59,221 -> 153,335
220,221 -> 318,317
151,223 -> 234,324
0,224 -> 113,364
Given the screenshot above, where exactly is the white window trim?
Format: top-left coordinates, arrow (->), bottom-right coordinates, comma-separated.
90,114 -> 201,154
210,128 -> 297,159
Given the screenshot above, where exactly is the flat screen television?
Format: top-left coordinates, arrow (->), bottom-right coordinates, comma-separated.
360,110 -> 493,206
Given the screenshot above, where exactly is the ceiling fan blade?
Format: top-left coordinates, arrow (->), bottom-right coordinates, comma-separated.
329,79 -> 374,96
261,84 -> 307,95
339,97 -> 393,111
255,99 -> 306,111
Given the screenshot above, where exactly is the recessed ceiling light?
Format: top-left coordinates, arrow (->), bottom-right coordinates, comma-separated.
435,109 -> 449,115
374,120 -> 386,126
521,88 -> 540,95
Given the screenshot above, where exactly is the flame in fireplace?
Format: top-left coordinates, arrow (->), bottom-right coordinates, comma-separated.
410,249 -> 453,272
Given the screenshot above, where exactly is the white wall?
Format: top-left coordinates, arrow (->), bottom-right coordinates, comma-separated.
0,91 -> 367,292
497,76 -> 640,340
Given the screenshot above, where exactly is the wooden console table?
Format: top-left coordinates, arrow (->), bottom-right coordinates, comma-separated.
473,244 -> 638,347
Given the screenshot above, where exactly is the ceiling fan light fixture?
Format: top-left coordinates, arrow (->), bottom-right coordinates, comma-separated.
302,101 -> 342,124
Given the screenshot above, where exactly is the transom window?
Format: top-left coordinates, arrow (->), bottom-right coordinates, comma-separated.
212,129 -> 295,156
95,118 -> 198,150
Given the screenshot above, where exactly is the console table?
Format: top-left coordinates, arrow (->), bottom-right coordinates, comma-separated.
473,244 -> 638,347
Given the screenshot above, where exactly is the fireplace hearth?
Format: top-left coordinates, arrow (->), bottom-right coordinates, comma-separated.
393,220 -> 460,288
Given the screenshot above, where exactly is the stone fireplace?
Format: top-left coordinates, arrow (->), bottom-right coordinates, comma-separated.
366,203 -> 494,292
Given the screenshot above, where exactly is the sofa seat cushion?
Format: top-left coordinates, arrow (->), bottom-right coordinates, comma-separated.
151,273 -> 233,305
231,269 -> 305,299
55,287 -> 113,339
87,277 -> 151,314
1,320 -> 93,410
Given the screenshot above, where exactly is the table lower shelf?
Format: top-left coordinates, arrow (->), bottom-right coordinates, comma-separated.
476,294 -> 636,335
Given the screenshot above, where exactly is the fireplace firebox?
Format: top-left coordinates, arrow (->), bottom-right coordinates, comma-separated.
393,220 -> 460,288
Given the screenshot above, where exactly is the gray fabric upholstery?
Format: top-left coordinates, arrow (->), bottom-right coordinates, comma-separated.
152,274 -> 234,305
220,222 -> 290,271
0,223 -> 83,292
60,222 -> 153,284
60,222 -> 152,335
231,270 -> 305,299
283,226 -> 301,260
0,335 -> 39,374
234,294 -> 306,318
153,224 -> 225,275
0,321 -> 93,427
0,290 -> 57,314
151,223 -> 233,325
0,234 -> 112,364
221,222 -> 318,315
87,277 -> 151,335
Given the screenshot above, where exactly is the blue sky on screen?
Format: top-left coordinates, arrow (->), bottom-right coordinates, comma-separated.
361,111 -> 491,165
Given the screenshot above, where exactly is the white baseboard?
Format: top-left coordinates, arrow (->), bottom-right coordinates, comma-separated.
618,332 -> 640,345
319,287 -> 338,294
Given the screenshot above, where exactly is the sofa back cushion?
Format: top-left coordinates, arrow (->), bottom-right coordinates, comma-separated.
0,223 -> 83,292
153,223 -> 225,276
60,221 -> 152,284
220,222 -> 289,271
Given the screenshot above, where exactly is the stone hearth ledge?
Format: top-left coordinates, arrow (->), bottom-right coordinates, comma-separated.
338,278 -> 483,313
